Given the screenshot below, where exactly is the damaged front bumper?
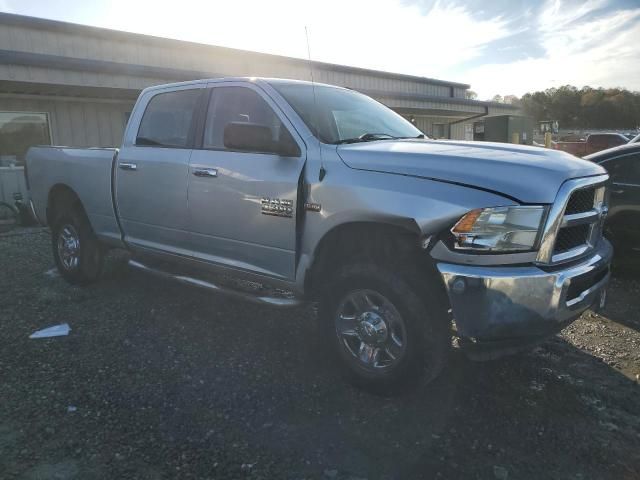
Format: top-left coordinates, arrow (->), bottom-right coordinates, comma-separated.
437,239 -> 612,357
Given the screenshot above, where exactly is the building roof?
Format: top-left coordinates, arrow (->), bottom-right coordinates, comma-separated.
0,12 -> 471,89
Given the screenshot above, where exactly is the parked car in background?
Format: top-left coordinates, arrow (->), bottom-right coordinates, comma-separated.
25,78 -> 612,392
553,132 -> 629,157
585,143 -> 640,255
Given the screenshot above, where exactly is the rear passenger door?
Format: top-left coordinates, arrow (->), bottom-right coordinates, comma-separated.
116,85 -> 203,256
187,83 -> 305,280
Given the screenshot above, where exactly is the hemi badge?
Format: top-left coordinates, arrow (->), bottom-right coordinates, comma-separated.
304,202 -> 321,212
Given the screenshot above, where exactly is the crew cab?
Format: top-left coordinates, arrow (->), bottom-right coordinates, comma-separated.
552,132 -> 629,157
26,78 -> 612,392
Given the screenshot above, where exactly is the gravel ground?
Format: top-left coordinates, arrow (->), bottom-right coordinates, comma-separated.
1,228 -> 639,480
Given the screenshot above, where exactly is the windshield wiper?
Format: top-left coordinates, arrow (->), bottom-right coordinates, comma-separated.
334,132 -> 398,144
396,134 -> 426,139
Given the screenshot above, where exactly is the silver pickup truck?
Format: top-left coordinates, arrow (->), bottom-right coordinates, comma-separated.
26,78 -> 612,392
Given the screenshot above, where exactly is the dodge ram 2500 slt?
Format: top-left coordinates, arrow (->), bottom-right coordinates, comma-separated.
26,78 -> 612,392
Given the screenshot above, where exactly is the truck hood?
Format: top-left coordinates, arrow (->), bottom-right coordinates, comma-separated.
336,139 -> 607,203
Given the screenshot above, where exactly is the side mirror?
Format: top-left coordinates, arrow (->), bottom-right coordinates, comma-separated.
223,122 -> 300,157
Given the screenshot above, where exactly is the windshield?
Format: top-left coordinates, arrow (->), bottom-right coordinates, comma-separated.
271,83 -> 424,144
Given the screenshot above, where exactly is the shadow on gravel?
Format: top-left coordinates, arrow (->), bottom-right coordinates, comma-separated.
604,263 -> 640,333
1,233 -> 639,480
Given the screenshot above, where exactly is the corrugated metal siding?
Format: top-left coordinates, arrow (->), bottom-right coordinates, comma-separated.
412,116 -> 441,136
380,95 -> 486,114
450,123 -> 468,140
488,105 -> 522,115
453,87 -> 466,99
0,94 -> 133,147
0,19 -> 470,102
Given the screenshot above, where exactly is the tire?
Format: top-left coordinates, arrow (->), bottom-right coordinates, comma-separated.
319,263 -> 450,394
51,207 -> 105,284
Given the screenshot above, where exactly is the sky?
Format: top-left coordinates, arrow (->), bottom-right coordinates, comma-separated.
1,0 -> 639,99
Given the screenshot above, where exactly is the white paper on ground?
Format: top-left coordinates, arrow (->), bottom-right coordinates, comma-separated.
44,268 -> 59,278
29,323 -> 71,339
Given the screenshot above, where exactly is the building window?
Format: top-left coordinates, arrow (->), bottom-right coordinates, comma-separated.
0,112 -> 51,167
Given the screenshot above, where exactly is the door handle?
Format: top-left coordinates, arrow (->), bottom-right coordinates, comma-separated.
119,162 -> 137,171
192,168 -> 218,178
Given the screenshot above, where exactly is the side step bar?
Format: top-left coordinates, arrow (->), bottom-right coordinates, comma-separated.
128,260 -> 304,308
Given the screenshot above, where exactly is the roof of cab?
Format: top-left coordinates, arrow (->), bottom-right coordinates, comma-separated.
141,77 -> 344,94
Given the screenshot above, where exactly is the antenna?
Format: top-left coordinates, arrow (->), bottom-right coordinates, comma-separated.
304,26 -> 326,181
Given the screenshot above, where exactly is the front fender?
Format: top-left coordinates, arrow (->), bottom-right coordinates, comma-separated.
295,159 -> 517,293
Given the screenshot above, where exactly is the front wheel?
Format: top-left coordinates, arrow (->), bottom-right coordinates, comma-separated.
319,263 -> 450,393
51,208 -> 104,284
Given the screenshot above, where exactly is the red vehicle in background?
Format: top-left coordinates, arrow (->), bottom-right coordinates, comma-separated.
552,132 -> 629,156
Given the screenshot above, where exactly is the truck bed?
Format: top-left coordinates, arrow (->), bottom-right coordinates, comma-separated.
551,140 -> 587,156
26,146 -> 123,246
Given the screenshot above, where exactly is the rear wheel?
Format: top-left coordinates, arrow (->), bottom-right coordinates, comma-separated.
51,208 -> 104,284
320,263 -> 450,393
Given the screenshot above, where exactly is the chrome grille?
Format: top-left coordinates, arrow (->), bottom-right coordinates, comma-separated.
554,224 -> 591,253
536,176 -> 608,265
565,188 -> 595,215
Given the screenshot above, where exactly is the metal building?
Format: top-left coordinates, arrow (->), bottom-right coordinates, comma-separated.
0,12 -> 519,201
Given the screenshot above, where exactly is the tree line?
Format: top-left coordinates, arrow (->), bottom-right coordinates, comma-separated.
490,86 -> 640,130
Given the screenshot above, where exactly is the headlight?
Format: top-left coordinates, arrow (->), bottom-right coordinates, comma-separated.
451,206 -> 546,252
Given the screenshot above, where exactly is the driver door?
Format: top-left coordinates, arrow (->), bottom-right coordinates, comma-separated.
187,83 -> 306,280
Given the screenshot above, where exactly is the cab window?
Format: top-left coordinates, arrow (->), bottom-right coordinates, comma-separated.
136,89 -> 201,148
203,86 -> 294,153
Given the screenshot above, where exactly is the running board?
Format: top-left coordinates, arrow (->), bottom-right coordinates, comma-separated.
128,259 -> 304,308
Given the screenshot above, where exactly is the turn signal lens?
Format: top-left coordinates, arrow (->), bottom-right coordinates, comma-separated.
451,209 -> 483,234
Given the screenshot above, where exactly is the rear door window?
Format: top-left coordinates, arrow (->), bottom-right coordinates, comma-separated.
137,89 -> 201,148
